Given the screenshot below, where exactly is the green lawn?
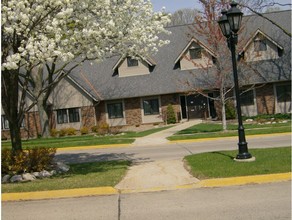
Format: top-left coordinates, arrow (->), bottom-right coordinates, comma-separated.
184,147 -> 291,179
1,126 -> 173,150
2,160 -> 130,193
168,121 -> 291,141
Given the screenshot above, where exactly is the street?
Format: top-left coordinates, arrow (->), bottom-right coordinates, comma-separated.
2,181 -> 291,220
55,133 -> 291,164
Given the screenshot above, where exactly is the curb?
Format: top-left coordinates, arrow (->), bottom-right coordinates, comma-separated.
169,132 -> 292,144
2,172 -> 291,202
56,143 -> 131,152
2,187 -> 118,202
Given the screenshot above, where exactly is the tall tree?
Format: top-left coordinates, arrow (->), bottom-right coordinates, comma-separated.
169,8 -> 200,26
185,0 -> 232,130
1,0 -> 170,151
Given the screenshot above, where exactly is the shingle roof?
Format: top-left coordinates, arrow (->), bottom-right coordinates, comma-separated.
69,10 -> 291,101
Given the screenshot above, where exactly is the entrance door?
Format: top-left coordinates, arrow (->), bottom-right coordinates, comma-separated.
187,95 -> 208,119
180,96 -> 188,119
208,93 -> 217,119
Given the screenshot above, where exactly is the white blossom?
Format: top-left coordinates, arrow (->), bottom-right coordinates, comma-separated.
2,0 -> 171,70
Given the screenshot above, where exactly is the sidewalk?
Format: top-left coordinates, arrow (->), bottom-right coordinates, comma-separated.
133,119 -> 202,146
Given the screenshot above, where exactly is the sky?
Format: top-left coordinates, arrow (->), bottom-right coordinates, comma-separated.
151,0 -> 202,12
151,0 -> 292,13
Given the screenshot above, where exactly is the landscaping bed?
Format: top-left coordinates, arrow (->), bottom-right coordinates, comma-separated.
2,160 -> 130,193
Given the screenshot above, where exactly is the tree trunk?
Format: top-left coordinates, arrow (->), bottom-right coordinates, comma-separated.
220,85 -> 227,131
30,64 -> 51,138
37,96 -> 51,138
1,69 -> 23,152
8,120 -> 22,153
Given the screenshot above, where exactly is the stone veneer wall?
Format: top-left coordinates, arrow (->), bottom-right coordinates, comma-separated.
81,106 -> 96,128
95,101 -> 107,125
124,98 -> 142,126
160,94 -> 181,122
256,84 -> 275,115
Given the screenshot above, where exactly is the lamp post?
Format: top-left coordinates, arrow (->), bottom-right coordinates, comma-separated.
218,1 -> 252,160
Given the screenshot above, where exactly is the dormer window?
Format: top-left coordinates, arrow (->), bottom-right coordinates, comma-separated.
127,57 -> 138,67
189,48 -> 202,59
254,39 -> 267,52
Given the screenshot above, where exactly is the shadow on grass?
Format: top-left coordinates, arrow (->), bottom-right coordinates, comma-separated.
55,152 -> 153,166
211,151 -> 234,160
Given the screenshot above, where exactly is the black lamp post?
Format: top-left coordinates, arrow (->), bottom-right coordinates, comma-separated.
218,1 -> 252,160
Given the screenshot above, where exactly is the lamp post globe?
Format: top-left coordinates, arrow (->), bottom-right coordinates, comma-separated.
227,1 -> 243,33
218,10 -> 230,38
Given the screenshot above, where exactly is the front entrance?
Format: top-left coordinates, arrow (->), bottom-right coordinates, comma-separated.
180,94 -> 217,120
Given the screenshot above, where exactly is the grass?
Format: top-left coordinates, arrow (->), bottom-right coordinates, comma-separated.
2,160 -> 130,193
1,126 -> 173,150
184,147 -> 291,179
168,121 -> 291,141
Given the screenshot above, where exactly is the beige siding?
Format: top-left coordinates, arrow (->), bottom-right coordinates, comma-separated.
118,59 -> 150,77
245,39 -> 279,62
180,49 -> 213,70
50,78 -> 93,109
50,78 -> 93,130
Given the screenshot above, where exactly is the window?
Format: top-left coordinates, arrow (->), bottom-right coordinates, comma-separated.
107,103 -> 123,119
1,115 -> 9,130
57,109 -> 68,124
127,57 -> 138,67
254,39 -> 267,52
69,108 -> 80,123
1,115 -> 25,129
276,84 -> 291,103
143,99 -> 159,115
240,90 -> 254,106
57,108 -> 80,124
189,48 -> 202,59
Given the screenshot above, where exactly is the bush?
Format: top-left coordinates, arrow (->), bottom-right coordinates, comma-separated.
1,148 -> 56,175
242,113 -> 291,122
110,126 -> 121,135
80,127 -> 89,135
225,101 -> 236,120
66,127 -> 76,136
59,128 -> 67,137
50,129 -> 59,137
27,148 -> 56,172
166,104 -> 176,124
97,122 -> 110,135
91,125 -> 99,133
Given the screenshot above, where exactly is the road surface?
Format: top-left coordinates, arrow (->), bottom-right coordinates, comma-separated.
2,181 -> 291,220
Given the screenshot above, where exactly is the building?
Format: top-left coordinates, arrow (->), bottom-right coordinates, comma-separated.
1,10 -> 291,139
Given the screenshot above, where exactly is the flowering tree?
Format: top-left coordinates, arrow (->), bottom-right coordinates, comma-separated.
2,0 -> 170,152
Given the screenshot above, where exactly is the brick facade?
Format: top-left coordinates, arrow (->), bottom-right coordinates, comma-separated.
124,98 -> 142,126
160,94 -> 181,122
256,84 -> 275,114
95,101 -> 107,125
81,106 -> 96,128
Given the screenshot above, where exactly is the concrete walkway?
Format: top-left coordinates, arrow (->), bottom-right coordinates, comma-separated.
115,159 -> 200,190
133,119 -> 202,146
117,120 -> 202,190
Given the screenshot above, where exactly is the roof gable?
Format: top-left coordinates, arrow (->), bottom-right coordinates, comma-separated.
174,37 -> 216,64
112,55 -> 156,71
241,29 -> 284,53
